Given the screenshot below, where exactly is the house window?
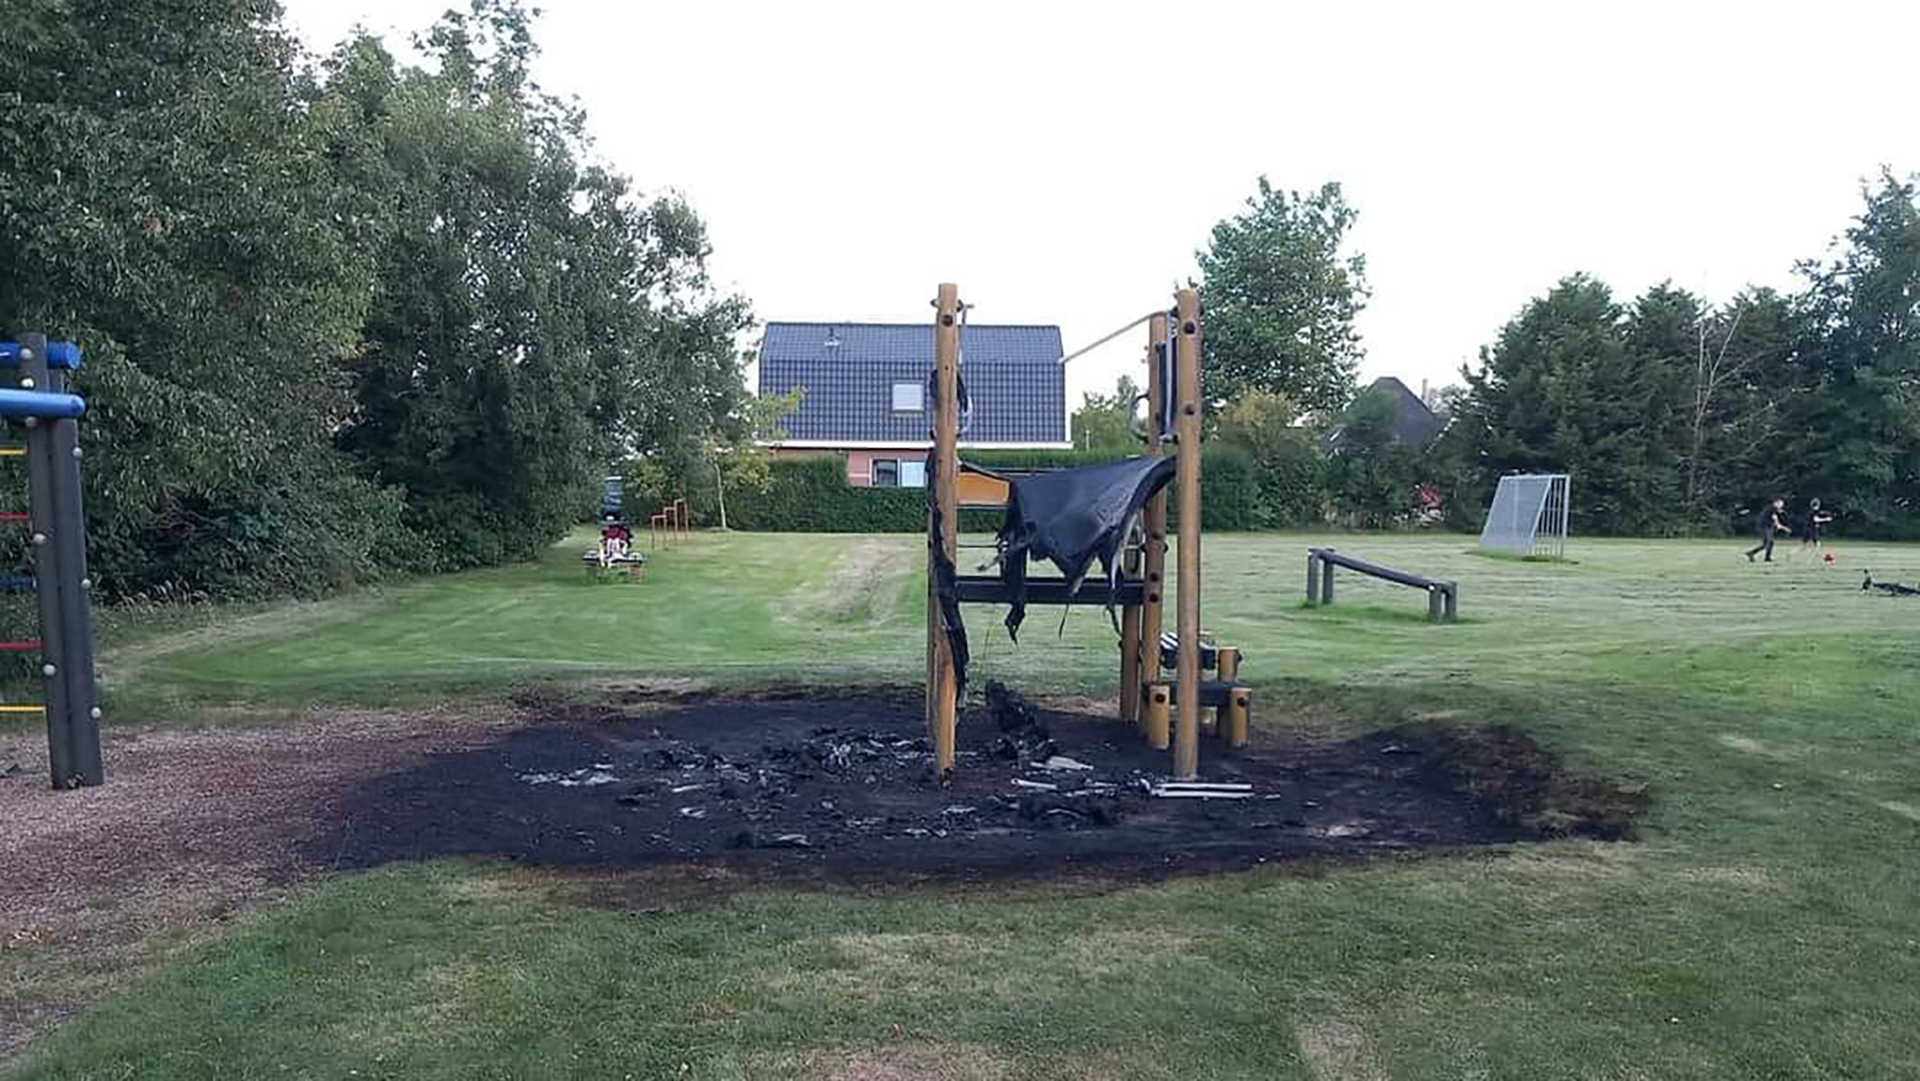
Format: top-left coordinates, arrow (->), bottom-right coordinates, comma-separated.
873,459 -> 900,487
898,460 -> 927,488
891,381 -> 923,412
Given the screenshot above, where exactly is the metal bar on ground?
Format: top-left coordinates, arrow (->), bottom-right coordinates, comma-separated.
1172,288 -> 1203,781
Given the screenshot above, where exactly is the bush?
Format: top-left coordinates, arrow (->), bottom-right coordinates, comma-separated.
86,448 -> 419,601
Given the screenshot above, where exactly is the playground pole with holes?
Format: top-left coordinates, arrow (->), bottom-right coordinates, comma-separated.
0,332 -> 102,789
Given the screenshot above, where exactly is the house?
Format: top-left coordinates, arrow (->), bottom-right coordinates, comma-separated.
1324,376 -> 1444,451
757,322 -> 1070,486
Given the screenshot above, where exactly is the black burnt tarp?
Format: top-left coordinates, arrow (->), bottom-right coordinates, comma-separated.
930,455 -> 1175,691
995,455 -> 1175,643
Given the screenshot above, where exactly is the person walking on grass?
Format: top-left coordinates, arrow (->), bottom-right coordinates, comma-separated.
1747,498 -> 1790,563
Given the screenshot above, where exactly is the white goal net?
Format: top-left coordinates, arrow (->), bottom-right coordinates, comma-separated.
1479,474 -> 1570,559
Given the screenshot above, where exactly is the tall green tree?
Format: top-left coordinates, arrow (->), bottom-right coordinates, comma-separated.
1197,178 -> 1368,413
324,2 -> 752,567
1459,275 -> 1683,535
1783,171 -> 1920,538
0,0 -> 410,596
1675,289 -> 1796,526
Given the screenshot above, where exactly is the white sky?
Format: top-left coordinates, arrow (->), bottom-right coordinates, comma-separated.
283,0 -> 1919,406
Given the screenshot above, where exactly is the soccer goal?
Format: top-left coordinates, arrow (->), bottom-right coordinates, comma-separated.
1479,474 -> 1570,559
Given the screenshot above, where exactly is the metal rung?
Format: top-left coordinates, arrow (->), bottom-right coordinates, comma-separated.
0,448 -> 23,457
0,512 -> 27,523
0,704 -> 45,713
0,640 -> 40,652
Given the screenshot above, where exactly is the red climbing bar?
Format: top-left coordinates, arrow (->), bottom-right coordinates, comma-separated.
0,511 -> 28,523
0,640 -> 40,652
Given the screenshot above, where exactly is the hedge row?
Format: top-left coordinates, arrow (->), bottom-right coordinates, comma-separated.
725,449 -> 1258,533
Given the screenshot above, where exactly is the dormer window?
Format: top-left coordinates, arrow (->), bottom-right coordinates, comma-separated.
891,381 -> 923,412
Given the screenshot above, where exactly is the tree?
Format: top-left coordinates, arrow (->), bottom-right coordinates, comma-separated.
1069,374 -> 1144,452
1673,289 -> 1796,527
1197,178 -> 1368,413
1216,390 -> 1324,525
1324,386 -> 1418,527
1784,171 -> 1920,538
0,0 -> 410,596
1459,275 -> 1683,536
699,386 -> 803,529
324,1 -> 753,567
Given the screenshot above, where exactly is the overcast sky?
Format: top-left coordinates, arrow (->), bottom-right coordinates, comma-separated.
282,0 -> 1919,406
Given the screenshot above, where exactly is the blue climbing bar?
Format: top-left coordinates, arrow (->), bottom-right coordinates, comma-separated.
0,389 -> 86,419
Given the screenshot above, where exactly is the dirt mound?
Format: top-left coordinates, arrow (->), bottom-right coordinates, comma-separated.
311,688 -> 1646,884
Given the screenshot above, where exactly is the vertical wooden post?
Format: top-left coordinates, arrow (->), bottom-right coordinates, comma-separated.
1172,288 -> 1203,781
1144,683 -> 1171,751
1428,586 -> 1444,624
1136,314 -> 1170,735
1445,585 -> 1458,623
1306,551 -> 1320,605
1224,689 -> 1250,750
1321,552 -> 1335,606
929,283 -> 962,775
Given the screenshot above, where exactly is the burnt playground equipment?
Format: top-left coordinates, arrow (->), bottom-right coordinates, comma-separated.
1306,547 -> 1459,624
0,333 -> 103,789
925,285 -> 1248,782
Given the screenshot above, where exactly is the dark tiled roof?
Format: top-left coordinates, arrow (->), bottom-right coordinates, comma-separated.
758,322 -> 1067,444
1326,376 -> 1444,450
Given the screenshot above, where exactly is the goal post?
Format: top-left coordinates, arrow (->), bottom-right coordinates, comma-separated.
1479,474 -> 1570,559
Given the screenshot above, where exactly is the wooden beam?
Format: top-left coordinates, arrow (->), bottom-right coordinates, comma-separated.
930,283 -> 962,776
1136,313 -> 1169,737
1172,288 -> 1203,780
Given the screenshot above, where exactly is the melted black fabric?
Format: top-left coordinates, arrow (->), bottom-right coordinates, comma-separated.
927,453 -> 970,695
931,455 -> 1175,690
995,455 -> 1176,642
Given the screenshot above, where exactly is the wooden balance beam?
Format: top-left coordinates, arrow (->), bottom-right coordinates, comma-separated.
1306,547 -> 1458,623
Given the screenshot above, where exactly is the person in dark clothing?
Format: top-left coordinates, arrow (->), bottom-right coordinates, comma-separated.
1802,498 -> 1834,547
1746,498 -> 1789,562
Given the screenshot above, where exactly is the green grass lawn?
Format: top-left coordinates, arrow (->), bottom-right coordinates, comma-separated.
11,529 -> 1920,1079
